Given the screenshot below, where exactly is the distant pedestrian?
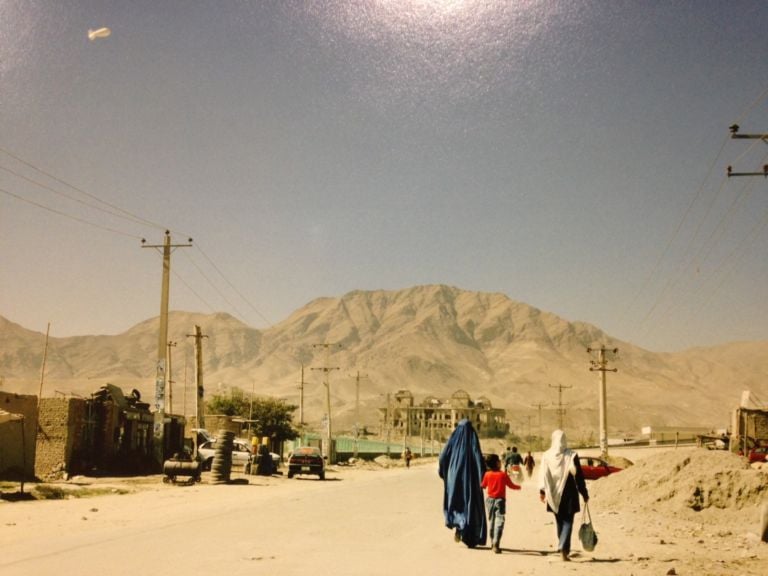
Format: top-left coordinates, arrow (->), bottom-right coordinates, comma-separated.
504,446 -> 523,469
523,451 -> 535,478
481,453 -> 521,553
505,445 -> 524,482
538,430 -> 589,562
438,419 -> 487,548
403,446 -> 412,468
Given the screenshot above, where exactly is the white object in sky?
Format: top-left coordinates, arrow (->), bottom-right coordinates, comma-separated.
88,27 -> 111,41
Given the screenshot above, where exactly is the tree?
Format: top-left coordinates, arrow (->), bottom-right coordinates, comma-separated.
206,392 -> 299,443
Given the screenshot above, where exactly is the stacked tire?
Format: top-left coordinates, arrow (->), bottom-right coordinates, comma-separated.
211,430 -> 235,484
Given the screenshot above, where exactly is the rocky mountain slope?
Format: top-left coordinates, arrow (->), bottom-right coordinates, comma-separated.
2,285 -> 766,437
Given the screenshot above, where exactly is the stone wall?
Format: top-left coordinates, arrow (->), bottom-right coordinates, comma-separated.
0,392 -> 38,479
35,397 -> 88,479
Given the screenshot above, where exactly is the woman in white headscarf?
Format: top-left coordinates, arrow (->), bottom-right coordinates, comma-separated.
538,429 -> 589,561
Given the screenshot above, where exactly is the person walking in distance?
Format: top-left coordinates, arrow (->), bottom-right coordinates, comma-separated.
438,419 -> 487,548
481,453 -> 522,554
523,451 -> 535,478
538,430 -> 589,561
403,446 -> 412,468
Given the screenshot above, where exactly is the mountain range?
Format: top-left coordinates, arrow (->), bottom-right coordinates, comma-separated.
2,285 -> 767,440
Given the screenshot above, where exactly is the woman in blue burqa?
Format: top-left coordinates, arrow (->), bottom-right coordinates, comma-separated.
438,419 -> 487,548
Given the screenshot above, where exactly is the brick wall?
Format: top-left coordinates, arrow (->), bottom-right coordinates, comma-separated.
35,397 -> 88,479
0,392 -> 38,479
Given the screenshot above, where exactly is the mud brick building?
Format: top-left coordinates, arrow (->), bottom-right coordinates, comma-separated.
36,397 -> 88,479
0,392 -> 37,480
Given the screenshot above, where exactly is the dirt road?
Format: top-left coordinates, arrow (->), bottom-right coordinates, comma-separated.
1,456 -> 766,575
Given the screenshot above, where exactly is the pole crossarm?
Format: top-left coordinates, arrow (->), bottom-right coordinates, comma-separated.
727,165 -> 768,178
727,125 -> 768,177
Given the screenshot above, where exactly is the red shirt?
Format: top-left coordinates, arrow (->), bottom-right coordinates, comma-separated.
481,469 -> 521,499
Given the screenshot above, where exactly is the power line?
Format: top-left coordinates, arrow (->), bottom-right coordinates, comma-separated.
194,244 -> 274,327
1,145 -> 272,330
0,185 -> 142,239
0,161 -> 157,230
0,146 -> 169,233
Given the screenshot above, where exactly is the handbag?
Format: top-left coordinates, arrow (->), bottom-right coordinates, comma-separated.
578,502 -> 598,551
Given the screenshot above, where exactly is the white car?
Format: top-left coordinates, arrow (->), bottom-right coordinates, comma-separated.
197,438 -> 253,471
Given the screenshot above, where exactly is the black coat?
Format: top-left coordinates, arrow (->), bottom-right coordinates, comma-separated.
546,454 -> 589,516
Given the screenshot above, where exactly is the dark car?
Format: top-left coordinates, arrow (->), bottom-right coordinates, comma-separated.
748,446 -> 768,463
580,456 -> 623,480
287,446 -> 325,480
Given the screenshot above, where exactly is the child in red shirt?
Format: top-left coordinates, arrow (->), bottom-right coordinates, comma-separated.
481,453 -> 521,553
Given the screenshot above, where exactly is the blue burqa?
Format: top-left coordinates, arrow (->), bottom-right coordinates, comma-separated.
438,419 -> 487,548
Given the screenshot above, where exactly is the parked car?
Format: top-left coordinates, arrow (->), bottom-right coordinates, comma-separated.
580,456 -> 623,480
748,446 -> 768,463
197,438 -> 253,471
287,446 -> 325,480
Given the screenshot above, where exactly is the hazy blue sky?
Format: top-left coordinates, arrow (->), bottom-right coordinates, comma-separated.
1,1 -> 767,352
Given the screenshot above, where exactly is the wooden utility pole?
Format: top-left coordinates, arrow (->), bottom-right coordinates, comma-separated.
186,325 -> 208,457
37,322 -> 51,410
588,346 -> 619,458
142,231 -> 192,469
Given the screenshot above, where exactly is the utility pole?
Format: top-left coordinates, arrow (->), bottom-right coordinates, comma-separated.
37,322 -> 51,411
530,401 -> 548,448
142,230 -> 192,469
167,341 -> 177,415
549,383 -> 572,430
588,346 -> 619,458
350,371 -> 368,458
311,343 -> 341,464
297,364 -> 306,428
186,325 -> 208,457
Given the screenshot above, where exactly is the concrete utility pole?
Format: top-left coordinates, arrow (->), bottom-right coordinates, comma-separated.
351,371 -> 368,458
186,325 -> 208,457
311,343 -> 341,464
530,401 -> 548,447
167,341 -> 177,415
142,230 -> 192,469
588,346 -> 619,458
549,383 -> 572,431
297,365 -> 306,428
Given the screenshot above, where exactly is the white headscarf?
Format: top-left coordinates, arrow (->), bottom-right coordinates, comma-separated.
539,429 -> 576,513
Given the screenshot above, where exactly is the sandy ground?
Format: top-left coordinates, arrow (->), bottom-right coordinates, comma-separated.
1,447 -> 767,576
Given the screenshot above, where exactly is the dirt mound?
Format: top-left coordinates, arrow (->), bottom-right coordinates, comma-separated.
591,448 -> 768,514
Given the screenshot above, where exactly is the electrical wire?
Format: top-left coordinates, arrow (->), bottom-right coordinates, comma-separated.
620,133 -> 729,322
1,146 -> 271,329
181,249 -> 250,324
0,146 -> 169,233
194,244 -> 274,327
0,185 -> 143,239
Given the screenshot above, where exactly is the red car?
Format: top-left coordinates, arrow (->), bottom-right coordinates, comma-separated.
580,456 -> 623,480
748,446 -> 768,463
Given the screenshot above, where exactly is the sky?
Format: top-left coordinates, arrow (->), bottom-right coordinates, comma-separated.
1,0 -> 767,353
